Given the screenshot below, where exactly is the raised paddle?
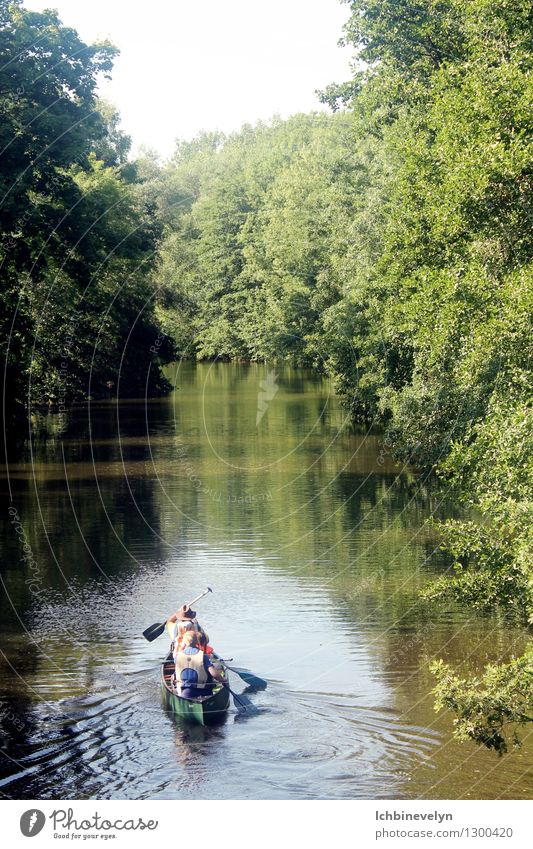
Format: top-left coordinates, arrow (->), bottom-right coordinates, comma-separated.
142,587 -> 212,642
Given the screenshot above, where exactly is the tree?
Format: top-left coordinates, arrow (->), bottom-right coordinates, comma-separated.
322,0 -> 533,752
0,0 -> 171,421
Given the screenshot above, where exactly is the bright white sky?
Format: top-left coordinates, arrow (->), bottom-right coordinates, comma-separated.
24,0 -> 353,159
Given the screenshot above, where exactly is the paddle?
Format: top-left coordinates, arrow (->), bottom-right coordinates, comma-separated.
142,587 -> 212,642
214,658 -> 267,690
224,683 -> 259,716
227,665 -> 267,690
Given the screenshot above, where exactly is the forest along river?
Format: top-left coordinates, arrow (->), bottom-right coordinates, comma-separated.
0,362 -> 531,800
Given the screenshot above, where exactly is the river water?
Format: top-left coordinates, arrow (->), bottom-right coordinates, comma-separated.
0,362 -> 531,800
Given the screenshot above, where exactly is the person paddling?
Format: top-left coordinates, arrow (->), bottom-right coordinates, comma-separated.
174,631 -> 226,699
166,603 -> 209,653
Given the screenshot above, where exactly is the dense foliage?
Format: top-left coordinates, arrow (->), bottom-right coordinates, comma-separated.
154,0 -> 532,752
0,0 -> 171,421
431,645 -> 533,754
2,0 -> 531,751
151,115 -> 359,364
326,0 -> 533,751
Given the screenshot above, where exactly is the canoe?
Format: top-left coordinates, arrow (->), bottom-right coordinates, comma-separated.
160,651 -> 230,725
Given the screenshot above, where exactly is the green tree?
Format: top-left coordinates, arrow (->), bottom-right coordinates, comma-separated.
324,0 -> 533,751
0,0 -> 171,420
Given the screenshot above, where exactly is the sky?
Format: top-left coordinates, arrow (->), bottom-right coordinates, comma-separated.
24,0 -> 353,159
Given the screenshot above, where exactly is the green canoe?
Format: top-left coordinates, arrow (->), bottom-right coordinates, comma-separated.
160,651 -> 230,725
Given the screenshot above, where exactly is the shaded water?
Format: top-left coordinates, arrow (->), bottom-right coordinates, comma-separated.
0,362 -> 531,799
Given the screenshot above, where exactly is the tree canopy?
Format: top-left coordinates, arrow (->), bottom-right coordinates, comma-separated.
1,0 -> 171,422
152,0 -> 533,752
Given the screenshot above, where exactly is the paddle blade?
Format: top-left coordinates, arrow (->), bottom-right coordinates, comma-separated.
225,685 -> 260,716
232,693 -> 260,716
228,666 -> 267,690
142,621 -> 166,642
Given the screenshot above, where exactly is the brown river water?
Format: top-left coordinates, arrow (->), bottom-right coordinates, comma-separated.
0,362 -> 531,799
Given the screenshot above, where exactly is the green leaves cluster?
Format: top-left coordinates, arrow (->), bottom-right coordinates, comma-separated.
424,390 -> 533,625
154,115 -> 359,364
1,0 -> 171,417
431,647 -> 533,755
326,0 -> 533,752
154,0 -> 532,753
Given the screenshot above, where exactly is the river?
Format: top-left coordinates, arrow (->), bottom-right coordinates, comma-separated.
0,362 -> 531,799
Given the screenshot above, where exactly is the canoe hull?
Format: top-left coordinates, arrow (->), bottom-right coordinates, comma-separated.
160,653 -> 230,726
